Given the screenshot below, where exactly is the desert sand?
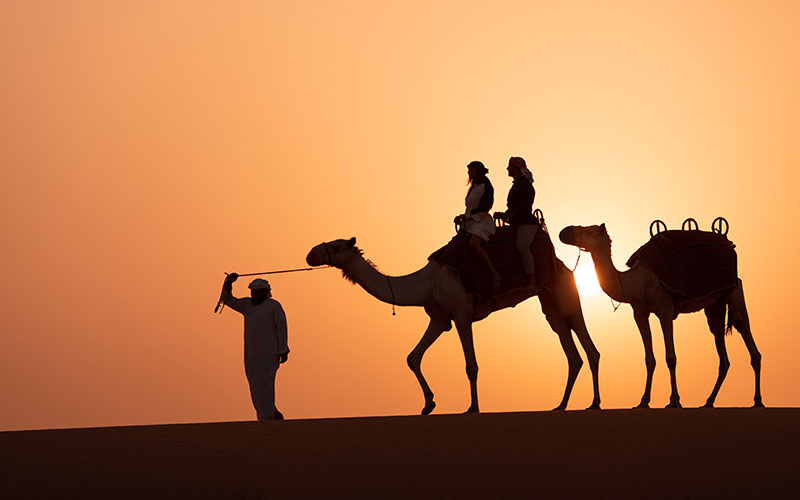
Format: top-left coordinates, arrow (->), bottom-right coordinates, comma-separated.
1,408 -> 798,499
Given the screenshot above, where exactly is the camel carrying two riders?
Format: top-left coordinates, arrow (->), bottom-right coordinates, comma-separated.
307,156 -> 601,414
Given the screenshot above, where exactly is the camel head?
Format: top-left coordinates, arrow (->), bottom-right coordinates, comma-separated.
306,237 -> 359,268
559,224 -> 611,253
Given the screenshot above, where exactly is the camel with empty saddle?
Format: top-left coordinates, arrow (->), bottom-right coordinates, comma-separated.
559,222 -> 762,408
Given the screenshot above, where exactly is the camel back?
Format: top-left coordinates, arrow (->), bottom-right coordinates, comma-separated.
428,224 -> 561,311
626,230 -> 738,307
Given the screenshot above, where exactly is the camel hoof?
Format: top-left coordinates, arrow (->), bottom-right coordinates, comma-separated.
463,406 -> 480,414
634,402 -> 650,409
552,405 -> 566,411
665,402 -> 683,409
421,401 -> 436,415
752,401 -> 765,408
586,403 -> 601,410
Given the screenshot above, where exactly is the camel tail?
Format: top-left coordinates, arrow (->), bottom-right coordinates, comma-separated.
726,309 -> 748,336
725,280 -> 747,336
725,308 -> 735,336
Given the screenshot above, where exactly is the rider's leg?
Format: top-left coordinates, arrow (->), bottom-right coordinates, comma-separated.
470,234 -> 501,291
516,224 -> 538,290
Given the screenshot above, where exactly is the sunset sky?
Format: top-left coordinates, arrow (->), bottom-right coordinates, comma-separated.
1,0 -> 798,431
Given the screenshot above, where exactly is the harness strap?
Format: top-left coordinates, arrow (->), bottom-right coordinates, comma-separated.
386,275 -> 397,316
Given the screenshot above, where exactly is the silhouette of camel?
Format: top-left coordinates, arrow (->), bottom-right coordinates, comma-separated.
559,224 -> 763,408
306,237 -> 600,414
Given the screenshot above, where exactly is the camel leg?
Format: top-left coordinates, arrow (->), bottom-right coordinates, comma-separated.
571,317 -> 601,410
406,316 -> 449,415
703,298 -> 729,408
632,308 -> 656,408
727,281 -> 763,407
658,313 -> 681,408
453,317 -> 480,413
541,292 -> 585,411
552,325 -> 583,411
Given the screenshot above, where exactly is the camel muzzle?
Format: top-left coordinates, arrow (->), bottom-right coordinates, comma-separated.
559,226 -> 576,245
306,250 -> 321,267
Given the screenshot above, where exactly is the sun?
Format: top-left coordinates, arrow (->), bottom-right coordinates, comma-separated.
573,257 -> 601,296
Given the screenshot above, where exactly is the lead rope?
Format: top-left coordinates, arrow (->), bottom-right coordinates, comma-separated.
610,257 -> 623,312
571,248 -> 582,272
215,258 -> 332,313
387,275 -> 397,316
224,266 -> 331,278
609,276 -> 625,312
572,244 -> 622,312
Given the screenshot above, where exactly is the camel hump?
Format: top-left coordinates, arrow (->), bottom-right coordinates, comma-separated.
627,230 -> 738,303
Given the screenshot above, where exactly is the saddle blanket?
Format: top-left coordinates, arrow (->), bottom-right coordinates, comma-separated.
626,230 -> 738,307
428,224 -> 561,313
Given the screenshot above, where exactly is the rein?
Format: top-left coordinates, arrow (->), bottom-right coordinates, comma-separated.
572,235 -> 624,312
571,248 -> 582,272
225,266 -> 331,278
610,261 -> 624,312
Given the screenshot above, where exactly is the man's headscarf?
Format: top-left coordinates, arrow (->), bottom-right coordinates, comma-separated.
509,156 -> 533,183
249,278 -> 272,294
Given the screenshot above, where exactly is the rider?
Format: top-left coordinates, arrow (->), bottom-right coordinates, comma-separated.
454,160 -> 501,291
495,156 -> 539,292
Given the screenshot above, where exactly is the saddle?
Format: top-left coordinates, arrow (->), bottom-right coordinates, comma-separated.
626,229 -> 738,312
428,223 -> 562,319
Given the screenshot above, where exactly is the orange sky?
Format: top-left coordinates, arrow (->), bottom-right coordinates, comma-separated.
1,0 -> 799,431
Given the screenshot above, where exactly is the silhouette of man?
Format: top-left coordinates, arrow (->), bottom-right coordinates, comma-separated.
221,273 -> 289,421
495,156 -> 539,292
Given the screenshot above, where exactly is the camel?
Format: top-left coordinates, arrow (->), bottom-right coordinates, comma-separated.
306,236 -> 601,415
559,224 -> 763,408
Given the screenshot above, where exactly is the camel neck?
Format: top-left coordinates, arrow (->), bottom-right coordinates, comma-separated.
340,254 -> 434,307
589,242 -> 628,303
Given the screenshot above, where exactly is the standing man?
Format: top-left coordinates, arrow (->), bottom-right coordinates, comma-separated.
221,273 -> 289,420
494,156 -> 539,293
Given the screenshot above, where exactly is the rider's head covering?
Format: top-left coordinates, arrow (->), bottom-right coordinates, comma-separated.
467,160 -> 488,175
248,278 -> 271,292
509,156 -> 533,182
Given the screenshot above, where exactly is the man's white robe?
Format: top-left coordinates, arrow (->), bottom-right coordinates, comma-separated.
223,291 -> 289,420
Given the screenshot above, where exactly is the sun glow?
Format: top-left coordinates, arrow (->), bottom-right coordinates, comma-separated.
573,258 -> 601,296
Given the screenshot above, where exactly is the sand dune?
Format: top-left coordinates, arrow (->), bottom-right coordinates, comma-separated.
1,408 -> 797,499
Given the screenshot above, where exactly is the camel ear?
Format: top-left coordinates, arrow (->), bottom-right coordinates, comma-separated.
600,223 -> 606,232
347,237 -> 356,248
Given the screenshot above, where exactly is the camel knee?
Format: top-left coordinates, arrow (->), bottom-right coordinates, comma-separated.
645,355 -> 656,372
465,363 -> 478,380
751,351 -> 762,371
406,352 -> 420,371
569,355 -> 583,374
587,349 -> 600,368
665,355 -> 677,370
718,358 -> 730,374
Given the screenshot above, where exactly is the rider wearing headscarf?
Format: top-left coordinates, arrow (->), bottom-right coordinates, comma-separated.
498,156 -> 539,292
